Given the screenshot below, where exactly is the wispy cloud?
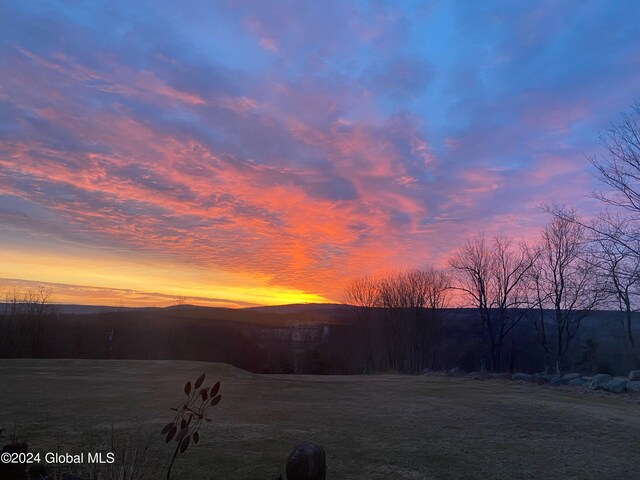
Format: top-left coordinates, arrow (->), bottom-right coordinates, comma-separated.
1,1 -> 638,305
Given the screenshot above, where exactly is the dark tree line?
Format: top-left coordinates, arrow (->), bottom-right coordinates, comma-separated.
343,267 -> 451,373
1,287 -> 56,357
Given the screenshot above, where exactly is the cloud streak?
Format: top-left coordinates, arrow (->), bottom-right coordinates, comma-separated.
1,1 -> 639,305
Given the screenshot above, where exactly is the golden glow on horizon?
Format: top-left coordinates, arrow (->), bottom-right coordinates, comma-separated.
0,246 -> 331,307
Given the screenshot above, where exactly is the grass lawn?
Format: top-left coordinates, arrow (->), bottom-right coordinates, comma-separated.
1,359 -> 639,479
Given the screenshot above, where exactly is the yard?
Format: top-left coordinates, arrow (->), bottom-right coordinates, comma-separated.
1,359 -> 638,479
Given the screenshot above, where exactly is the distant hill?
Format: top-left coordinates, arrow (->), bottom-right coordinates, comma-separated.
0,303 -> 142,315
28,303 -> 349,327
246,303 -> 344,312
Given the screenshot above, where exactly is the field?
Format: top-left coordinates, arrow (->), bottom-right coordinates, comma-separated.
1,359 -> 639,479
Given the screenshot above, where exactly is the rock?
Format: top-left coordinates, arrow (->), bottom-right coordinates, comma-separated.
490,372 -> 511,380
561,373 -> 582,382
285,441 -> 326,480
603,378 -> 627,393
538,373 -> 553,382
626,381 -> 640,393
628,370 -> 640,381
567,377 -> 587,386
511,373 -> 533,382
448,367 -> 462,376
549,375 -> 563,386
590,374 -> 613,390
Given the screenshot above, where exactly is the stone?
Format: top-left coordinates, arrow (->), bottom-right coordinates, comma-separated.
285,441 -> 326,480
511,372 -> 533,382
567,377 -> 586,386
449,367 -> 462,376
628,370 -> 640,381
490,372 -> 511,380
603,377 -> 627,393
626,381 -> 640,393
590,374 -> 613,390
549,375 -> 563,386
561,373 -> 582,382
538,373 -> 553,382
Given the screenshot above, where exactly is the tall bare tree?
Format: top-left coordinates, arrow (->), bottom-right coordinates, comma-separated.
587,212 -> 640,366
534,209 -> 603,374
421,267 -> 451,369
587,102 -> 640,367
378,270 -> 414,372
343,275 -> 380,373
592,102 -> 640,216
449,234 -> 536,372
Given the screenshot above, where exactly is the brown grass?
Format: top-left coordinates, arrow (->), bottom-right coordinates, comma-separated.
1,359 -> 639,479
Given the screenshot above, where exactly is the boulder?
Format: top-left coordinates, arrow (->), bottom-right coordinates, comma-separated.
603,378 -> 627,393
285,441 -> 326,480
626,381 -> 640,393
567,377 -> 587,386
448,367 -> 462,376
549,375 -> 563,386
538,373 -> 554,382
590,374 -> 613,390
561,373 -> 582,382
490,372 -> 512,380
511,373 -> 533,382
628,370 -> 640,381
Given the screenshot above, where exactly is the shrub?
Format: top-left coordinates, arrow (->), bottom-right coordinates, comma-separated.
161,373 -> 222,480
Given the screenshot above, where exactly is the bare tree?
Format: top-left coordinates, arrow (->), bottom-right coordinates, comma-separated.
1,287 -> 56,357
534,209 -> 603,374
449,234 -> 536,372
586,102 -> 640,367
349,267 -> 451,373
421,267 -> 451,370
342,275 -> 380,373
587,212 -> 640,366
592,102 -> 640,216
378,270 -> 413,372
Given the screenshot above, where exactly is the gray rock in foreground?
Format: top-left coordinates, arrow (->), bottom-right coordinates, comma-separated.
628,370 -> 640,381
603,378 -> 627,393
285,441 -> 326,480
590,374 -> 613,390
549,375 -> 563,386
626,381 -> 640,393
562,373 -> 582,382
567,377 -> 586,386
512,373 -> 533,382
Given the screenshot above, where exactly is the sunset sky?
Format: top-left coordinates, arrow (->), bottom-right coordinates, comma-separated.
1,1 -> 639,307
